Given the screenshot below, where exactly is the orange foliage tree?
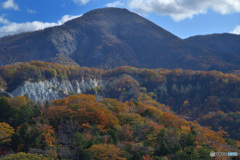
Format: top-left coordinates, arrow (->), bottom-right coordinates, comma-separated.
51,94 -> 119,132
86,144 -> 126,160
8,96 -> 33,110
39,124 -> 55,148
141,155 -> 154,160
119,124 -> 133,142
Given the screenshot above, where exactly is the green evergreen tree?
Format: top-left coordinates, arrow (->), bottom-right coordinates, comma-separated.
155,129 -> 170,156
110,130 -> 119,145
184,146 -> 199,160
34,137 -> 40,148
154,156 -> 167,160
0,97 -> 13,123
19,105 -> 34,124
19,123 -> 29,140
173,151 -> 188,160
158,129 -> 167,141
199,147 -> 212,160
173,142 -> 182,153
190,126 -> 198,136
71,132 -> 88,160
159,140 -> 170,156
11,131 -> 22,152
186,132 -> 195,146
82,150 -> 94,160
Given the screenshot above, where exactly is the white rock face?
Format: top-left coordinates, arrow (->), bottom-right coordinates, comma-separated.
0,88 -> 13,98
171,83 -> 194,94
11,78 -> 104,102
180,84 -> 193,94
154,84 -> 168,96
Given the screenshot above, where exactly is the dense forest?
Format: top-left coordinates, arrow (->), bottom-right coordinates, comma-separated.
0,61 -> 240,159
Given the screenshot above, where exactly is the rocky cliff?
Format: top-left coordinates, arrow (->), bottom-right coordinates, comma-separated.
9,75 -> 202,104
11,78 -> 104,102
0,88 -> 13,98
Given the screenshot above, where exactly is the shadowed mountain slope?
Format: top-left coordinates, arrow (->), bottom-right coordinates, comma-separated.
185,33 -> 240,55
0,8 -> 240,71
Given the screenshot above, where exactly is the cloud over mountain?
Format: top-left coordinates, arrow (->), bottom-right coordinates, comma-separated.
232,25 -> 240,35
109,0 -> 240,21
0,15 -> 81,37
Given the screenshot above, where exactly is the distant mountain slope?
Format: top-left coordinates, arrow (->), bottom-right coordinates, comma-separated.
0,8 -> 240,71
185,33 -> 240,55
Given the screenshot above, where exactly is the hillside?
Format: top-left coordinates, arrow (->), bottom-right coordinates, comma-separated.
0,94 -> 239,159
0,61 -> 240,143
0,62 -> 240,159
0,8 -> 240,71
185,33 -> 240,55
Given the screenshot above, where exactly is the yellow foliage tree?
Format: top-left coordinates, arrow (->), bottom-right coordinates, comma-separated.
0,122 -> 15,144
2,152 -> 51,160
87,144 -> 126,160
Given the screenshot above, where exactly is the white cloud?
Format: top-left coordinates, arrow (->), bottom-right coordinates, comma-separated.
231,25 -> 240,35
72,0 -> 90,5
2,0 -> 19,10
108,0 -> 240,21
0,21 -> 57,36
27,8 -> 36,14
0,17 -> 10,24
0,15 -> 81,37
58,15 -> 80,24
106,1 -> 125,7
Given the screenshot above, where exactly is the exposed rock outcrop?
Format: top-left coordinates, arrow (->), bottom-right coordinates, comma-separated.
0,88 -> 13,98
11,78 -> 104,102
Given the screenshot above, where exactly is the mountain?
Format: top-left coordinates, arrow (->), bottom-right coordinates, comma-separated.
185,33 -> 240,56
0,8 -> 240,71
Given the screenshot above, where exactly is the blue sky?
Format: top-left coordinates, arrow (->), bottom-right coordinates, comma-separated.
0,0 -> 240,39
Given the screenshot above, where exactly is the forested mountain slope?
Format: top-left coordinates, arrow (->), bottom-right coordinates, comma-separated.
0,93 -> 239,159
0,61 -> 240,144
185,33 -> 240,56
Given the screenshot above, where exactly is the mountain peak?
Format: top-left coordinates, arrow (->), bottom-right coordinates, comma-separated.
0,8 -> 240,71
81,7 -> 134,17
65,7 -> 131,23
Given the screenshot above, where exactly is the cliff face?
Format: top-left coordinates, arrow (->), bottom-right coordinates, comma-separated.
11,78 -> 104,102
9,75 -> 201,103
0,88 -> 13,98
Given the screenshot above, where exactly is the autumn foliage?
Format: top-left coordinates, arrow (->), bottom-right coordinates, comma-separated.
87,144 -> 126,160
0,123 -> 15,145
0,62 -> 240,159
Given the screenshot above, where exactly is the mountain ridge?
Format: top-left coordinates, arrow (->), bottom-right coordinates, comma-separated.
0,7 -> 240,71
185,33 -> 240,56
